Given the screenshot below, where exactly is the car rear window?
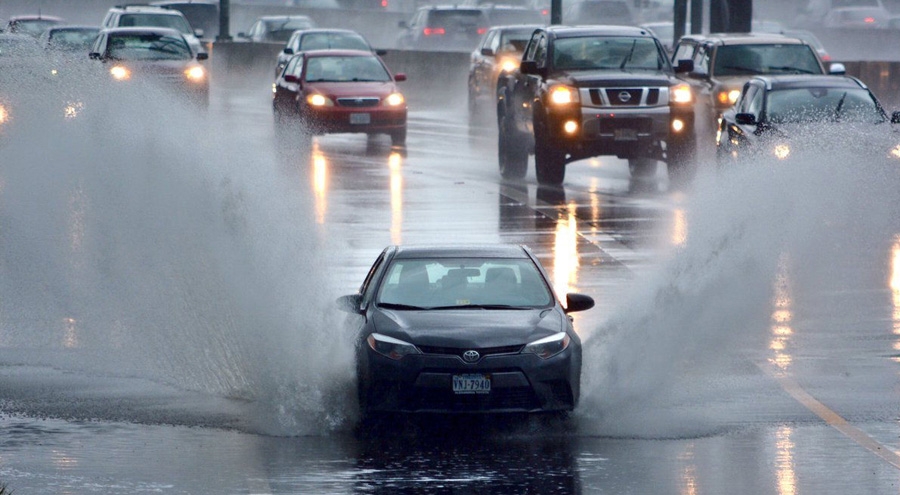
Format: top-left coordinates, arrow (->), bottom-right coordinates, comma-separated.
713,44 -> 823,76
299,33 -> 369,51
119,13 -> 192,35
430,10 -> 486,27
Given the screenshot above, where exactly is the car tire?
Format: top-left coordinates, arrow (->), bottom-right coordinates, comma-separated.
627,158 -> 657,179
498,113 -> 527,179
534,117 -> 566,186
391,128 -> 407,147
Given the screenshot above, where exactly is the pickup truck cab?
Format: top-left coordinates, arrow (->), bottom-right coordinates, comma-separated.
497,25 -> 696,184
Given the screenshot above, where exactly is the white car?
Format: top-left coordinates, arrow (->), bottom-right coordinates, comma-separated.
100,5 -> 206,55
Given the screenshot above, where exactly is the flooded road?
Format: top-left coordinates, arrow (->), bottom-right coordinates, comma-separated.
2,71 -> 900,494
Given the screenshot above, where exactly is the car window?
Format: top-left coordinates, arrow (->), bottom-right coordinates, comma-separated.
360,250 -> 388,302
532,34 -> 547,67
713,44 -> 822,76
47,28 -> 100,51
376,257 -> 553,309
693,43 -> 710,74
737,83 -> 759,113
299,33 -> 369,51
285,55 -> 302,77
672,40 -> 696,63
304,55 -> 390,82
119,13 -> 192,35
499,28 -> 534,53
552,36 -> 664,70
765,87 -> 884,124
106,32 -> 192,60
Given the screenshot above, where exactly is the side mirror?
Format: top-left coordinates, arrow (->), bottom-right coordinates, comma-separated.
237,32 -> 246,38
375,49 -> 387,56
735,113 -> 757,125
196,52 -> 209,61
89,52 -> 100,60
195,29 -> 204,38
520,60 -> 540,75
828,62 -> 846,75
565,293 -> 595,313
284,74 -> 300,83
394,73 -> 407,82
283,47 -> 294,55
891,111 -> 900,124
337,294 -> 363,314
481,47 -> 494,56
674,58 -> 693,74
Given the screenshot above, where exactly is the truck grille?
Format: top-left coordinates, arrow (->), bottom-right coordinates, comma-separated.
585,86 -> 667,107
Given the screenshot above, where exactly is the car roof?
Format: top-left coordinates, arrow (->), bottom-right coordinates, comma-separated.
391,244 -> 531,259
417,5 -> 486,11
543,25 -> 655,38
295,28 -> 362,35
100,26 -> 185,37
752,74 -> 866,90
46,25 -> 99,32
109,5 -> 182,14
256,15 -> 313,21
8,15 -> 65,22
680,32 -> 805,45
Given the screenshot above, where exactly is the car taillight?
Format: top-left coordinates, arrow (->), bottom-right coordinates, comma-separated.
381,0 -> 387,6
477,27 -> 487,35
423,27 -> 445,36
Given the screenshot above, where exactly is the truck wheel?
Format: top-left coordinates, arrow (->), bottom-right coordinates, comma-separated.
628,158 -> 657,179
534,119 -> 566,185
498,114 -> 527,179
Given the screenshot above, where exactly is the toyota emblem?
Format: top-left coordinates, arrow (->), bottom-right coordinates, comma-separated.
462,350 -> 480,363
617,91 -> 632,103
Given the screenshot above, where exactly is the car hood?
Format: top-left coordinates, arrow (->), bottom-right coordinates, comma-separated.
559,70 -> 676,87
371,307 -> 566,348
115,59 -> 198,72
305,81 -> 398,98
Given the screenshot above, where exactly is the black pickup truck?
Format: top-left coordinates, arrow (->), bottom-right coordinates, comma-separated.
496,25 -> 696,185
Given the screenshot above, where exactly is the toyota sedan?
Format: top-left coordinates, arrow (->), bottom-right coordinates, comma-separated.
338,244 -> 595,418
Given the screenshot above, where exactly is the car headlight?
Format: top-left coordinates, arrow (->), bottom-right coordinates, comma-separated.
773,143 -> 791,160
185,66 -> 205,82
548,85 -> 579,106
498,57 -> 519,73
306,93 -> 334,107
366,333 -> 420,360
110,65 -> 130,81
522,332 -> 570,359
717,88 -> 740,106
383,92 -> 405,106
890,144 -> 900,159
0,104 -> 8,124
671,83 -> 692,104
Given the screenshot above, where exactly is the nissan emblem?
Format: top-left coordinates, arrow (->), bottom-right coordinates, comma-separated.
462,350 -> 480,363
618,91 -> 632,103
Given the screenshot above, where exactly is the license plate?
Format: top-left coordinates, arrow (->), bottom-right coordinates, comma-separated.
614,128 -> 637,141
350,113 -> 370,125
452,373 -> 491,394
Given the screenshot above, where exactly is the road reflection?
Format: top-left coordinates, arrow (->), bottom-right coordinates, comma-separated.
312,144 -> 329,225
389,151 -> 403,245
892,235 -> 900,338
770,254 -> 794,371
775,426 -> 797,495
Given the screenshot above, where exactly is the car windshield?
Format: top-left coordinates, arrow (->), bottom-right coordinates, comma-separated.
10,19 -> 62,37
499,29 -> 535,53
48,28 -> 100,50
304,55 -> 391,82
553,36 -> 666,70
376,257 -> 554,309
298,33 -> 369,51
107,33 -> 192,60
119,13 -> 192,35
713,44 -> 823,76
429,10 -> 486,29
765,87 -> 885,124
265,18 -> 314,41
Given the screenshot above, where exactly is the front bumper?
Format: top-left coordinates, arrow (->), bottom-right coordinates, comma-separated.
302,106 -> 407,135
359,345 -> 581,413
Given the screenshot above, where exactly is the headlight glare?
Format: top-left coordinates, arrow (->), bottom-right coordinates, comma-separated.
499,57 -> 519,73
307,93 -> 334,107
522,332 -> 570,359
549,85 -> 579,105
110,65 -> 130,80
367,333 -> 420,360
671,83 -> 692,104
774,143 -> 791,160
185,66 -> 205,82
717,89 -> 740,106
384,92 -> 405,106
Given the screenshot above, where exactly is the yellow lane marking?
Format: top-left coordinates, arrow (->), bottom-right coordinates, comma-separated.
757,361 -> 900,470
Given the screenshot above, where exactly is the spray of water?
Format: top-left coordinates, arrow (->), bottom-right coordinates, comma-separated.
0,68 -> 355,435
577,128 -> 900,437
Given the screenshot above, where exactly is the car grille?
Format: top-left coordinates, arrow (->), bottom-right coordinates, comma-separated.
336,97 -> 380,108
417,344 -> 524,360
586,87 -> 666,107
402,387 -> 541,411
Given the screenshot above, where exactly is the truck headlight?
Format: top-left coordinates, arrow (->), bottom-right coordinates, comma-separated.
185,66 -> 205,82
671,83 -> 692,104
717,89 -> 740,106
549,85 -> 579,106
498,57 -> 519,73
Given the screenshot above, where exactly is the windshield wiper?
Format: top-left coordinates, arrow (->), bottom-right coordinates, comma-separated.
428,304 -> 531,310
619,39 -> 636,69
834,91 -> 847,121
377,302 -> 426,310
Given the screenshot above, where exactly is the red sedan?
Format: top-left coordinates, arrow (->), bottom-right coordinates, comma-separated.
273,49 -> 408,146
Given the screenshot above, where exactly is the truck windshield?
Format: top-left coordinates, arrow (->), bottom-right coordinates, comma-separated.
552,36 -> 666,70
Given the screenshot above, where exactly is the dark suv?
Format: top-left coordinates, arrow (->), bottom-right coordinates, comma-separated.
396,6 -> 489,52
497,25 -> 696,184
671,32 -> 844,127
